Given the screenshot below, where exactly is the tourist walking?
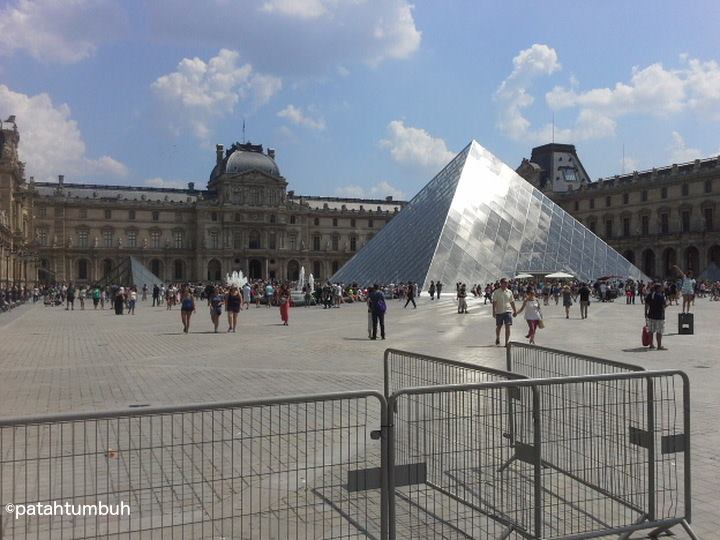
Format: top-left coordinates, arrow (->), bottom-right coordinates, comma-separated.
578,282 -> 590,319
368,284 -> 387,340
180,289 -> 195,333
242,282 -> 251,310
436,281 -> 443,298
492,278 -> 517,346
66,283 -> 76,311
457,283 -> 468,314
152,284 -> 160,307
142,284 -> 148,301
209,287 -> 223,333
672,265 -> 696,314
516,288 -> 542,344
645,282 -> 669,350
404,283 -> 417,309
225,285 -> 241,332
562,285 -> 573,319
128,287 -> 137,315
113,288 -> 125,315
78,286 -> 86,310
92,286 -> 101,309
279,285 -> 291,326
429,280 -> 436,300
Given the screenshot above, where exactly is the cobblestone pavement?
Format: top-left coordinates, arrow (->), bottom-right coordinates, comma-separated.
0,295 -> 716,537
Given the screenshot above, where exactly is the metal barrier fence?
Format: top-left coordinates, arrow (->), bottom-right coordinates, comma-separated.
384,348 -> 526,399
0,391 -> 388,539
507,341 -> 645,378
387,370 -> 696,539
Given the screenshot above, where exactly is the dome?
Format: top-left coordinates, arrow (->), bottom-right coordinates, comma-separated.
225,146 -> 280,177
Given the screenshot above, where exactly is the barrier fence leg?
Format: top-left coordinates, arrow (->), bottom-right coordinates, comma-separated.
532,386 -> 543,538
646,376 -> 656,522
387,396 -> 396,540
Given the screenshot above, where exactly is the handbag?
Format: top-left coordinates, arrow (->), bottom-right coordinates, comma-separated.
537,319 -> 545,329
642,325 -> 651,346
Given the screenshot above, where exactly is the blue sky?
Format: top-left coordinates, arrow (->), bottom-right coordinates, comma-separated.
1,0 -> 718,200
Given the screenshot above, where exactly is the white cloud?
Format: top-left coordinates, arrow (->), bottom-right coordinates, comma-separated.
148,0 -> 420,73
260,0 -> 327,19
144,177 -> 187,189
277,104 -> 325,130
335,181 -> 405,200
496,46 -> 720,144
0,0 -> 126,64
380,120 -> 455,169
152,49 -> 282,140
668,132 -> 703,163
0,84 -> 129,181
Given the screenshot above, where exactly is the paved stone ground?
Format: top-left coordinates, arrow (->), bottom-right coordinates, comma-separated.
0,294 -> 716,538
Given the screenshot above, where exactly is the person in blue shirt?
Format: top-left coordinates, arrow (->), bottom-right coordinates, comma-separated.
367,284 -> 387,340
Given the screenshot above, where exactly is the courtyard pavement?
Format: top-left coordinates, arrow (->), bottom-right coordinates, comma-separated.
0,293 -> 717,537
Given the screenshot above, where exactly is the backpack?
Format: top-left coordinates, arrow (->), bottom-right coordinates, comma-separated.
376,296 -> 387,314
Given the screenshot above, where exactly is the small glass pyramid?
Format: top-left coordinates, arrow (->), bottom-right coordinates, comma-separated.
332,140 -> 645,288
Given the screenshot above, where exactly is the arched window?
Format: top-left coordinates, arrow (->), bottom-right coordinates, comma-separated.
642,249 -> 656,278
332,261 -> 340,274
173,260 -> 184,280
151,259 -> 163,279
249,230 -> 260,249
313,261 -> 321,280
78,259 -> 89,280
207,259 -> 222,281
287,260 -> 300,281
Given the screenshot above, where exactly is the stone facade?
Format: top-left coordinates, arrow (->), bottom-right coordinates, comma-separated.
0,119 -> 35,285
518,143 -> 720,279
28,139 -> 405,285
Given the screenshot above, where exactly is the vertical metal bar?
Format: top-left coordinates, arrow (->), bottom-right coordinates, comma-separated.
681,373 -> 691,523
387,395 -> 396,540
532,385 -> 542,538
384,350 -> 391,400
506,342 -> 512,372
646,376 -> 656,522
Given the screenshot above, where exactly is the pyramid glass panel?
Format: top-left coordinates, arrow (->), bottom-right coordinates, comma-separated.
331,140 -> 646,288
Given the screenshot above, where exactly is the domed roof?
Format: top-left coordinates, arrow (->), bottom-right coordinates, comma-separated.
225,144 -> 280,177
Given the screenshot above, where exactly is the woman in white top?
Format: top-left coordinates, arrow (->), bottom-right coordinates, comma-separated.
515,288 -> 542,344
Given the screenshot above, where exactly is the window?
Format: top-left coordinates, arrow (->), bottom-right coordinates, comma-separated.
660,213 -> 669,234
37,229 -> 48,246
682,183 -> 689,196
641,215 -> 649,235
79,208 -> 87,219
104,209 -> 111,219
38,206 -> 47,218
661,187 -> 668,199
560,168 -> 577,182
368,219 -> 374,228
573,201 -> 579,211
270,214 -> 276,224
589,198 -> 595,210
622,193 -> 629,204
623,218 -> 630,237
248,231 -> 260,249
681,210 -> 691,233
641,190 -> 648,202
268,233 -> 276,250
312,235 -> 321,251
604,220 -> 613,238
289,234 -> 297,251
129,209 -> 136,220
705,179 -> 713,193
350,236 -> 357,252
174,231 -> 184,249
151,230 -> 161,248
127,230 -> 137,248
55,207 -> 64,217
588,220 -> 596,234
103,230 -> 113,248
152,211 -> 160,221
235,213 -> 242,222
78,260 -> 88,280
211,212 -> 218,222
313,217 -> 319,226
350,218 -> 356,227
704,207 -> 713,231
290,215 -> 296,225
313,261 -> 321,279
605,196 -> 611,208
78,230 -> 89,248
174,260 -> 183,280
210,231 -> 219,249
332,217 -> 338,227
332,235 -> 339,251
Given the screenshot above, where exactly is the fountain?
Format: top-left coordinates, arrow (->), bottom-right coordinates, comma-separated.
226,270 -> 248,288
308,273 -> 315,292
295,266 -> 306,292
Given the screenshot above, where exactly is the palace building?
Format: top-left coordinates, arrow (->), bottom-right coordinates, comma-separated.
3,121 -> 405,285
518,143 -> 720,279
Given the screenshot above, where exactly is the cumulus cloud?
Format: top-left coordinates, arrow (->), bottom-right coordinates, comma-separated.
0,0 -> 126,63
152,49 -> 282,140
668,132 -> 703,163
496,46 -> 720,143
148,0 -> 420,73
277,104 -> 325,130
0,85 -> 129,181
144,177 -> 187,189
380,120 -> 455,169
335,181 -> 405,200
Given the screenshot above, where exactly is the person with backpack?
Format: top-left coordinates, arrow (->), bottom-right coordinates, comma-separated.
368,284 -> 387,340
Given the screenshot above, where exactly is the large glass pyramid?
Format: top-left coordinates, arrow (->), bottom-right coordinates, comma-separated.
332,140 -> 646,288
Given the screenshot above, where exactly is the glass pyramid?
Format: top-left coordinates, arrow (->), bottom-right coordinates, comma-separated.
332,140 -> 646,288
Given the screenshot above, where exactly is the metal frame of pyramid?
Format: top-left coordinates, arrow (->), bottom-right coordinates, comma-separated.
332,140 -> 647,288
95,256 -> 163,288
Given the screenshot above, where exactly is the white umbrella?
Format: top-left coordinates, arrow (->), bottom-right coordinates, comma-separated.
514,273 -> 533,279
545,271 -> 574,279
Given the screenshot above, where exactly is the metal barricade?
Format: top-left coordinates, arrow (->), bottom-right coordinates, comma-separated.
387,370 -> 697,540
384,348 -> 526,399
506,341 -> 644,378
0,391 -> 388,539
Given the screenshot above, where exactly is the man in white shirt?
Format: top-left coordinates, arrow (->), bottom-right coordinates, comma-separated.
492,278 -> 517,346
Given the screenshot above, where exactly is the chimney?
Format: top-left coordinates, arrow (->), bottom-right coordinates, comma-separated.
188,182 -> 195,191
268,148 -> 276,159
216,144 -> 224,164
58,174 -> 64,185
385,195 -> 393,202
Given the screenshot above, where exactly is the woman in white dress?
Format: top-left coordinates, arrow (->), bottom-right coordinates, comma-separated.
515,288 -> 542,344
